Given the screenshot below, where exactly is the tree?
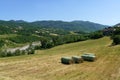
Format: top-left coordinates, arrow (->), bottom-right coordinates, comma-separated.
112,35 -> 120,45
90,31 -> 104,39
40,37 -> 54,49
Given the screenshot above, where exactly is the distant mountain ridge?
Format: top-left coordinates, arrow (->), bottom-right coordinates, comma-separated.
31,20 -> 108,32
0,20 -> 108,32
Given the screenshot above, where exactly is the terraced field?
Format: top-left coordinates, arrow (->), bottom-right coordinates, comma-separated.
0,37 -> 120,80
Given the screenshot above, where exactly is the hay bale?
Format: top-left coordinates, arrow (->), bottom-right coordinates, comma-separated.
81,53 -> 96,61
61,57 -> 74,64
72,56 -> 83,63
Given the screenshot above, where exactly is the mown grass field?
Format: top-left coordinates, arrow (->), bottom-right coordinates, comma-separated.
0,37 -> 120,80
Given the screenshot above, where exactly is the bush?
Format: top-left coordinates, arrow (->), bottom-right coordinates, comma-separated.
0,51 -> 7,57
14,49 -> 21,56
21,50 -> 26,55
112,35 -> 120,45
6,51 -> 13,57
27,48 -> 35,55
0,50 -> 14,57
27,45 -> 35,55
0,40 -> 5,47
34,45 -> 41,50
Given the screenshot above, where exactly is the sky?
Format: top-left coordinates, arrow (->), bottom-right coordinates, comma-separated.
0,0 -> 120,25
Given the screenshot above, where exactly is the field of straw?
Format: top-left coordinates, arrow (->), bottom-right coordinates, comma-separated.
0,37 -> 120,80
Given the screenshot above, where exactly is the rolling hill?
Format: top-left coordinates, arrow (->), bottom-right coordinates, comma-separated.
0,37 -> 120,80
32,20 -> 108,32
0,20 -> 108,34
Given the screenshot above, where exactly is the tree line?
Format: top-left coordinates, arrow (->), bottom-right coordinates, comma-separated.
0,30 -> 104,57
39,31 -> 104,49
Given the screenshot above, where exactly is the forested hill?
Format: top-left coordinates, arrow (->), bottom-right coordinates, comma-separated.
32,20 -> 108,32
0,20 -> 108,33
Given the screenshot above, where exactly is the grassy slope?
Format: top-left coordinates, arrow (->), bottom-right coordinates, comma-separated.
0,37 -> 120,80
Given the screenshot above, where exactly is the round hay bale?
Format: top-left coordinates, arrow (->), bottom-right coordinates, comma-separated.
61,57 -> 74,64
72,56 -> 83,63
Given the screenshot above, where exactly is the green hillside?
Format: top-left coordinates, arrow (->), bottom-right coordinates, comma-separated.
0,20 -> 106,50
0,20 -> 108,34
32,20 -> 108,32
0,37 -> 120,80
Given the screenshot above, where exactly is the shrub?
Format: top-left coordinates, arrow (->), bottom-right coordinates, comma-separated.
27,48 -> 35,55
6,51 -> 13,57
27,45 -> 35,55
0,40 -> 5,47
14,49 -> 21,56
21,50 -> 26,55
112,35 -> 120,45
0,51 -> 7,57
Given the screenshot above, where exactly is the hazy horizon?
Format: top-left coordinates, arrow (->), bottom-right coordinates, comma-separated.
0,0 -> 120,25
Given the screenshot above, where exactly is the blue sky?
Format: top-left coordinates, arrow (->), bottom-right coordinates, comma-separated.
0,0 -> 120,25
